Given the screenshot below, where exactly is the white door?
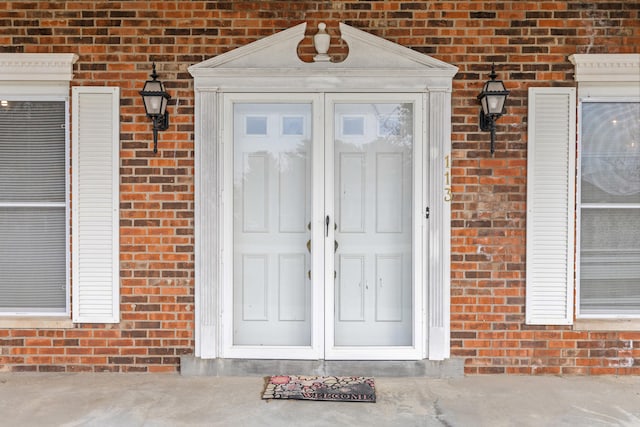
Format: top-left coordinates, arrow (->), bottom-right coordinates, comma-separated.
223,93 -> 423,360
325,95 -> 423,360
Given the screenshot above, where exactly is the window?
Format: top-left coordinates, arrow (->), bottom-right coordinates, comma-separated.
0,53 -> 119,322
341,115 -> 365,136
578,101 -> 640,316
0,99 -> 68,313
245,116 -> 267,135
282,116 -> 304,136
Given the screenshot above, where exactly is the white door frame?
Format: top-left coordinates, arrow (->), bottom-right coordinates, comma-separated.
189,22 -> 457,361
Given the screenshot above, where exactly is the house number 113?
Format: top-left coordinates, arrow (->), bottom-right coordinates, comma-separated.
444,155 -> 452,202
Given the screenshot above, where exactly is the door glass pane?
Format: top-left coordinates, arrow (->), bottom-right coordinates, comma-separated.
233,103 -> 312,345
333,103 -> 414,346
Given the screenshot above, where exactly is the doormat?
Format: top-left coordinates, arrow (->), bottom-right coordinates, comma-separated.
262,375 -> 375,402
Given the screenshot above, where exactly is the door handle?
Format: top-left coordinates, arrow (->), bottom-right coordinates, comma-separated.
307,239 -> 338,253
325,215 -> 330,237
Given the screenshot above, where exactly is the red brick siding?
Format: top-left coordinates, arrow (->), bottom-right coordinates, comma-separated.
0,1 -> 639,374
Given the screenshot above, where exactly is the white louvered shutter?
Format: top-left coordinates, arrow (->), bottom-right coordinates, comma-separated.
72,87 -> 120,323
526,87 -> 576,325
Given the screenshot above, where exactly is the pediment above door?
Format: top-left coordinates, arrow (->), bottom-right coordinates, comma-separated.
188,22 -> 458,91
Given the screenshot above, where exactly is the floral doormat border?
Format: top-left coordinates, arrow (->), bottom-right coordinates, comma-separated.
262,375 -> 376,402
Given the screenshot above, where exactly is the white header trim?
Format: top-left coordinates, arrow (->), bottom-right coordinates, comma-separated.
569,54 -> 640,83
0,53 -> 78,81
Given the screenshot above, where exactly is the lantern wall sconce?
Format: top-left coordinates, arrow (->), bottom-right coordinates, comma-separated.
139,63 -> 171,153
477,64 -> 509,155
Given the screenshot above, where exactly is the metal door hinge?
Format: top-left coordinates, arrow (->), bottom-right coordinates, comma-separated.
425,207 -> 430,219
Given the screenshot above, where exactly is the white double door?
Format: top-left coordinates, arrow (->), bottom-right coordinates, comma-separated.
223,93 -> 424,360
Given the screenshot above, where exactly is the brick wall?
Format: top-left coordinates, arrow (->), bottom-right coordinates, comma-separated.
0,1 -> 639,373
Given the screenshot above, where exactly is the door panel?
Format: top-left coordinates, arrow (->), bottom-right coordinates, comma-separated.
242,154 -> 268,232
376,153 -> 403,233
338,255 -> 365,321
279,154 -> 308,232
241,254 -> 268,320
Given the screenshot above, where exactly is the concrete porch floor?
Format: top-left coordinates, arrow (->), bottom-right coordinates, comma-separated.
1,373 -> 639,426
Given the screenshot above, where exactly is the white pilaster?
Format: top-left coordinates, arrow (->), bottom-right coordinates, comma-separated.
194,89 -> 220,358
427,89 -> 452,360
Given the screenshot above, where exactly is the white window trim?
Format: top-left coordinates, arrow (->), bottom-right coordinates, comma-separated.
0,53 -> 78,317
575,318 -> 640,331
570,54 -> 640,320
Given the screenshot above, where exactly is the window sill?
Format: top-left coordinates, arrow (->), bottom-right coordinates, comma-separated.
574,318 -> 640,331
0,317 -> 74,329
